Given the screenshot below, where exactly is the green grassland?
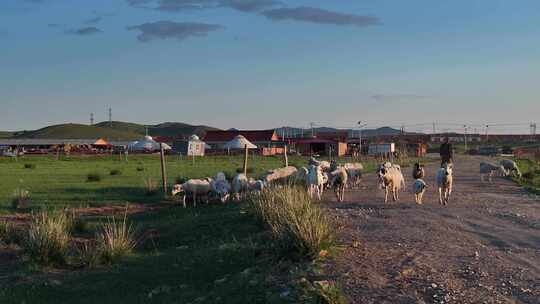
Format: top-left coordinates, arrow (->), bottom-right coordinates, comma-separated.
516,158 -> 540,194
0,154 -> 411,303
0,154 -> 310,211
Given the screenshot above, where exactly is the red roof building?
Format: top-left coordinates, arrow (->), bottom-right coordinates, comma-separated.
204,130 -> 279,143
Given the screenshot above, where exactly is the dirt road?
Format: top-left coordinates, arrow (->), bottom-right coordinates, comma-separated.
322,156 -> 540,304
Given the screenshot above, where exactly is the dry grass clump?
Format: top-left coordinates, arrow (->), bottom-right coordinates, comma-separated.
143,177 -> 158,196
87,172 -> 102,182
0,221 -> 24,245
96,213 -> 136,264
249,186 -> 332,258
11,188 -> 30,209
24,211 -> 72,266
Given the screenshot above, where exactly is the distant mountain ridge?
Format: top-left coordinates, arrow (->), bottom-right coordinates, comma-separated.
276,126 -> 417,138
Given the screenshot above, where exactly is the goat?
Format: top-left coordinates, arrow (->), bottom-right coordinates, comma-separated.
329,167 -> 348,202
307,165 -> 325,200
232,173 -> 249,201
413,179 -> 427,204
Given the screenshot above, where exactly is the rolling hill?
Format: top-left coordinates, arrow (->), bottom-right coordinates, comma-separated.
3,121 -> 221,140
94,121 -> 220,138
12,124 -> 142,140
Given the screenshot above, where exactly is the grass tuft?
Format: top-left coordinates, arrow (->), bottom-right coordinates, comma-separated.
11,188 -> 30,209
96,213 -> 136,264
87,172 -> 102,182
249,186 -> 333,259
143,177 -> 158,196
0,221 -> 24,245
24,163 -> 36,169
24,211 -> 72,266
109,169 -> 122,176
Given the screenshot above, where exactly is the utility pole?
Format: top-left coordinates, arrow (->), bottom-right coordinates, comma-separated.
432,122 -> 436,134
310,122 -> 315,137
90,113 -> 94,126
357,121 -> 367,158
463,125 -> 469,152
485,125 -> 489,142
108,107 -> 112,128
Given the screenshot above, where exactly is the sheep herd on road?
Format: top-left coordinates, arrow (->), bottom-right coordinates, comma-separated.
170,157 -> 522,208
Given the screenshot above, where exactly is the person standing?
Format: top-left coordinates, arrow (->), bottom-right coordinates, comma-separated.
439,137 -> 453,166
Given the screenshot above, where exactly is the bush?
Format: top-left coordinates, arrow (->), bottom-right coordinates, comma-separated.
24,211 -> 72,266
87,172 -> 102,182
76,241 -> 101,268
97,213 -> 136,264
249,186 -> 332,259
24,163 -> 36,169
236,167 -> 255,174
110,169 -> 122,176
136,166 -> 145,172
144,177 -> 158,196
11,188 -> 30,209
0,221 -> 24,245
175,175 -> 188,185
522,171 -> 534,180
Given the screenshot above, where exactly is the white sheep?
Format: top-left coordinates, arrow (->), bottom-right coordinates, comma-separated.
248,178 -> 265,192
262,166 -> 298,184
343,162 -> 363,189
232,173 -> 249,201
436,163 -> 453,205
307,165 -> 325,200
500,159 -> 522,178
211,172 -> 231,203
329,167 -> 348,202
172,178 -> 214,208
377,164 -> 405,203
480,162 -> 508,182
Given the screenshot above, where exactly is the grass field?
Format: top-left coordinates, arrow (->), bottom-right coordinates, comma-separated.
0,154 -> 418,303
515,158 -> 540,194
0,154 -> 306,211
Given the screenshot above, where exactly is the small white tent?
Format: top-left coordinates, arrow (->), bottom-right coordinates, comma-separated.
223,135 -> 257,150
128,136 -> 171,152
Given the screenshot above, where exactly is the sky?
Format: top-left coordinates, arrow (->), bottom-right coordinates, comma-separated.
1,0 -> 539,134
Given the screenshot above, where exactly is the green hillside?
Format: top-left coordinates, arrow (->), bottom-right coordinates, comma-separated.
0,131 -> 14,138
13,123 -> 141,140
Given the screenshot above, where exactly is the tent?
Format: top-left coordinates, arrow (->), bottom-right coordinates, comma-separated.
93,138 -> 111,147
223,135 -> 257,150
128,136 -> 171,152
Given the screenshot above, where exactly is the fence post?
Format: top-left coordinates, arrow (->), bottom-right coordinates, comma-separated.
243,144 -> 249,175
284,145 -> 288,167
160,143 -> 168,195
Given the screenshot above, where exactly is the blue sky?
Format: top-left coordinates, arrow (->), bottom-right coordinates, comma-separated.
1,0 -> 539,133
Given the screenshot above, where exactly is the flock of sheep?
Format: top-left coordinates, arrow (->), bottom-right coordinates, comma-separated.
170,157 -> 523,208
170,157 -> 364,207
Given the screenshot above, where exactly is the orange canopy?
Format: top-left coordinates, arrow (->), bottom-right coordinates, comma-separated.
93,138 -> 111,146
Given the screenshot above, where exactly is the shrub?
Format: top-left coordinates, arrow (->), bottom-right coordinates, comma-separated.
175,175 -> 188,185
110,169 -> 122,176
96,213 -> 136,264
24,211 -> 72,266
144,177 -> 158,196
522,171 -> 534,180
11,188 -> 30,209
236,167 -> 255,174
136,166 -> 145,172
87,172 -> 102,182
249,186 -> 332,258
0,221 -> 24,245
76,241 -> 101,268
24,163 -> 36,169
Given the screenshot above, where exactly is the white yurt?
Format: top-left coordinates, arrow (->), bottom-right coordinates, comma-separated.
128,136 -> 171,152
223,135 -> 257,150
